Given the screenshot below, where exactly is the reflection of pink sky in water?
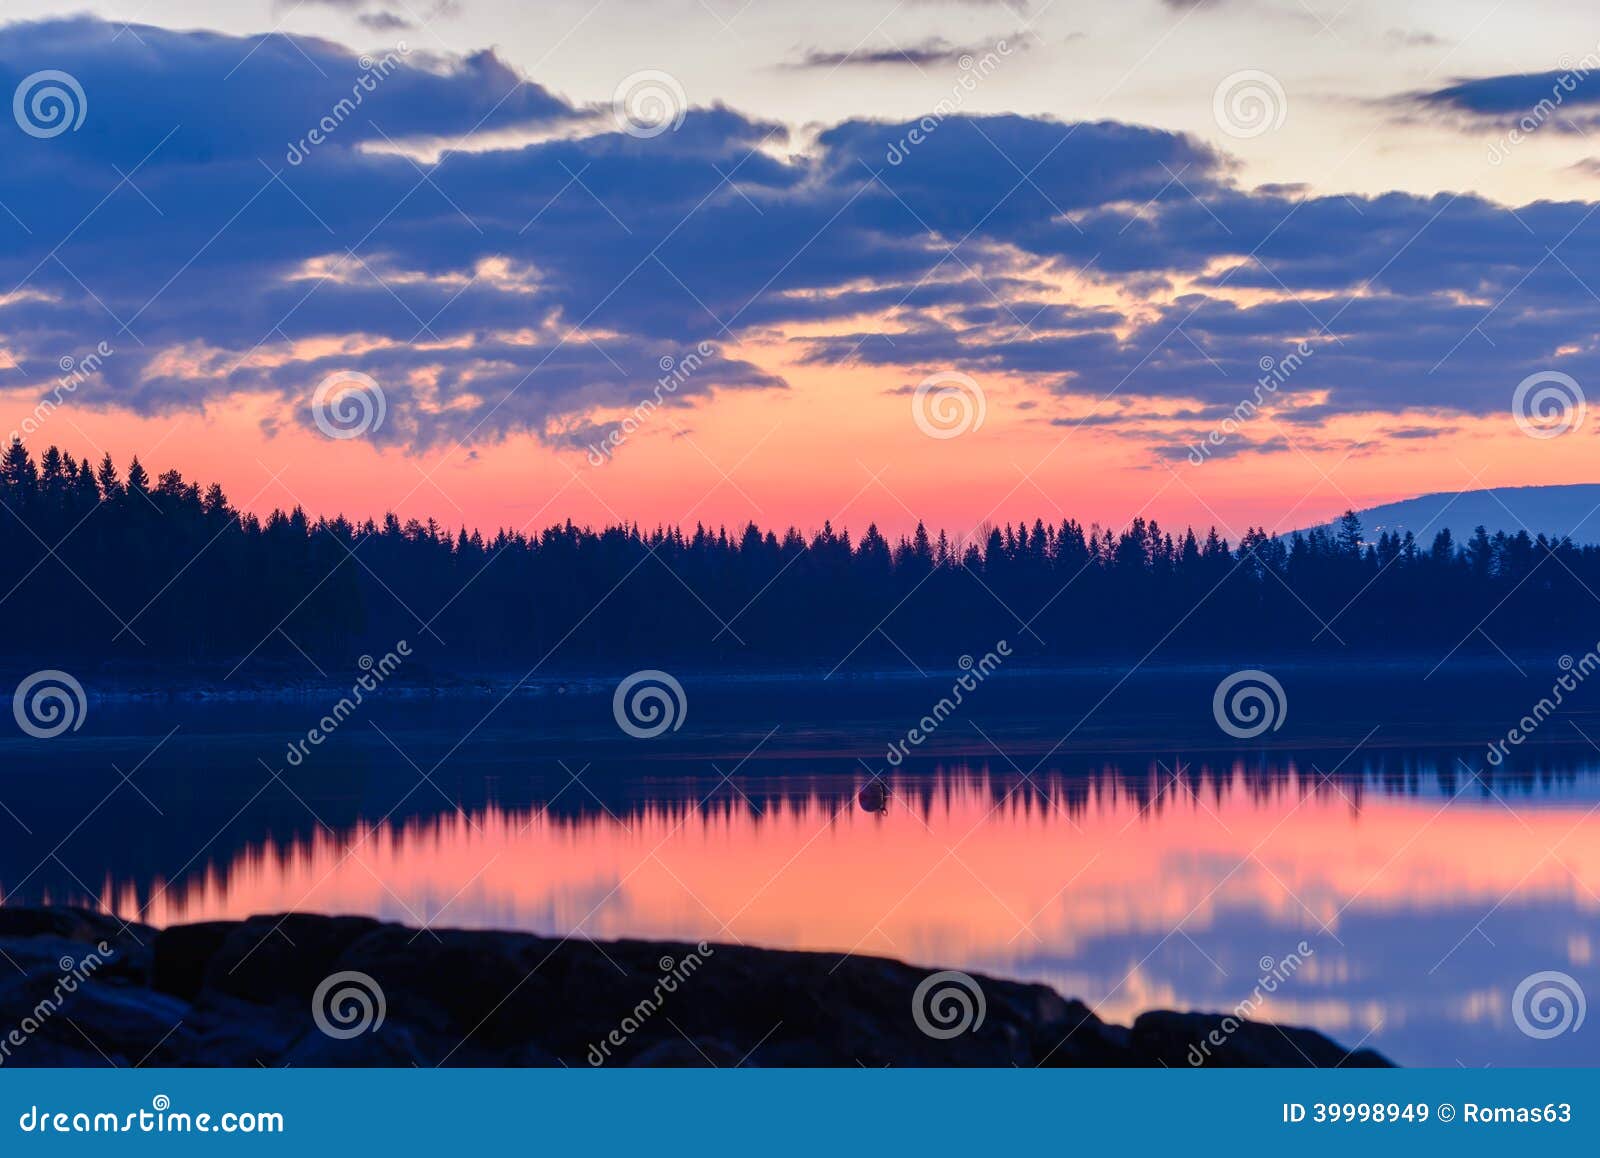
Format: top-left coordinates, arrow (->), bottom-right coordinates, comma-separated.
105,772 -> 1600,1047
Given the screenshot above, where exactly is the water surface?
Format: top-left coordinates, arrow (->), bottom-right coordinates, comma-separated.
3,665 -> 1596,1067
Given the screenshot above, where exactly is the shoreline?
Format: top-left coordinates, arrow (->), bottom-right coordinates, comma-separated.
0,907 -> 1391,1068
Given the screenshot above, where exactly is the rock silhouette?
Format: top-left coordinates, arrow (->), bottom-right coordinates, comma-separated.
0,907 -> 1390,1067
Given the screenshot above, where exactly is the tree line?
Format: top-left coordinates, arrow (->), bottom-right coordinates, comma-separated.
1,441 -> 1593,672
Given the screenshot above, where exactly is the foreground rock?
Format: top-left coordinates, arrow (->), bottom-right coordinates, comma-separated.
0,908 -> 1391,1067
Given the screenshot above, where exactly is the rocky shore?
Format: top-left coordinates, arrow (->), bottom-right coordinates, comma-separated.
0,907 -> 1390,1067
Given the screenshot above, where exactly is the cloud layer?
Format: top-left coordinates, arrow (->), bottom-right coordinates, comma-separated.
1,17 -> 1597,457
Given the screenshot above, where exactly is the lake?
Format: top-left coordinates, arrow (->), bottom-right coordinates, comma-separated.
2,661 -> 1596,1066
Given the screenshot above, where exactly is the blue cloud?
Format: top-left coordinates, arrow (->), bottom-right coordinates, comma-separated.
0,17 -> 1596,457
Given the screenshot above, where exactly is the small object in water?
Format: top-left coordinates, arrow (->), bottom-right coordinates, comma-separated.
858,781 -> 889,813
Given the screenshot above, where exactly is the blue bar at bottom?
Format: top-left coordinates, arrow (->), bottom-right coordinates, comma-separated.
0,1070 -> 1595,1154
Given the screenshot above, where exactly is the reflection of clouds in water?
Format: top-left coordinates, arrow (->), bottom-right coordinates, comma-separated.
70,768 -> 1600,1067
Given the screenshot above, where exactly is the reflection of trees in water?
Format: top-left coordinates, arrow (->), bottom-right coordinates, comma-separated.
3,747 -> 1590,916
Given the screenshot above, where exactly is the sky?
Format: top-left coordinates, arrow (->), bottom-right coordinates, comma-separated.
2,0 -> 1600,541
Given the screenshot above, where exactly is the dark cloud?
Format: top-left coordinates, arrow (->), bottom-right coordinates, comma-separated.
1400,69 -> 1600,133
1,17 -> 1597,461
1384,29 -> 1445,49
357,12 -> 415,32
784,36 -> 1025,69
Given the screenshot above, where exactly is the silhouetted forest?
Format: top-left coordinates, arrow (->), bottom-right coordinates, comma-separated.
2,441 -> 1596,671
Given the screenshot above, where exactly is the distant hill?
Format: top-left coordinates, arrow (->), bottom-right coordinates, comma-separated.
1302,484 -> 1600,545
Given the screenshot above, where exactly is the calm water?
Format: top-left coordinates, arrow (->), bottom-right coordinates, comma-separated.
3,664 -> 1598,1067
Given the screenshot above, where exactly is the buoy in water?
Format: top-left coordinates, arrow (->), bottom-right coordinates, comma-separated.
858,781 -> 889,813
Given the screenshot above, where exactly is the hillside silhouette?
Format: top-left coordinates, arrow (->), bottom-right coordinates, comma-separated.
2,441 -> 1595,669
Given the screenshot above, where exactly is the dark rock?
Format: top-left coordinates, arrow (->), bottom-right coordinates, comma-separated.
0,907 -> 1394,1068
151,921 -> 235,1000
1132,1010 -> 1389,1068
195,913 -> 382,1005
